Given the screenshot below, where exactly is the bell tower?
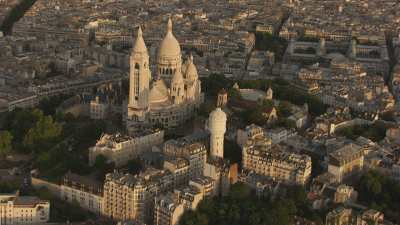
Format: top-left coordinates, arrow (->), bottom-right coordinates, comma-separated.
128,26 -> 151,122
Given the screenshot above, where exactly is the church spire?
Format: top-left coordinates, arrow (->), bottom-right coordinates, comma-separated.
138,25 -> 143,37
167,17 -> 173,34
189,53 -> 194,62
133,25 -> 148,54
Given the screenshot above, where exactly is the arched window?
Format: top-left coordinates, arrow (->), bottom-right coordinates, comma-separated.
134,63 -> 140,98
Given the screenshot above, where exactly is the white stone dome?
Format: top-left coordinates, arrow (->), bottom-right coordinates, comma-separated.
209,107 -> 227,122
158,18 -> 181,60
149,79 -> 169,103
171,69 -> 184,84
185,55 -> 198,80
209,107 -> 227,133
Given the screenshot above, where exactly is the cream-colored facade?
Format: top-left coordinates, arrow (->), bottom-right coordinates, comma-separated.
239,125 -> 310,185
126,18 -> 203,132
242,135 -> 312,185
60,172 -> 103,215
90,96 -> 109,120
89,129 -> 164,166
328,143 -> 364,182
154,193 -> 184,225
163,140 -> 207,179
236,124 -> 267,147
0,193 -> 50,225
163,158 -> 190,188
173,186 -> 203,211
189,176 -> 215,198
102,135 -> 209,224
325,207 -> 353,225
102,169 -> 174,224
333,184 -> 357,204
208,107 -> 227,159
203,159 -> 238,196
326,207 -> 386,225
154,186 -> 203,225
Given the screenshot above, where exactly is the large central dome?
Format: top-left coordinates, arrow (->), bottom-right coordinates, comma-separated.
158,18 -> 181,59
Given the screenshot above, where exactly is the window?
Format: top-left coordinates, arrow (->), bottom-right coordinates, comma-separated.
134,63 -> 140,97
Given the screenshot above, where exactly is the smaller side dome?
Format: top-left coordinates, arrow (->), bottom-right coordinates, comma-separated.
185,54 -> 198,80
171,69 -> 184,85
149,79 -> 169,103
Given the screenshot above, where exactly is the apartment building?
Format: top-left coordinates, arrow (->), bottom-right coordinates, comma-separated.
0,192 -> 50,225
89,129 -> 164,166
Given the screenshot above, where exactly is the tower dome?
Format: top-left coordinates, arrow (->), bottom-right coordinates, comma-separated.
158,18 -> 181,60
132,26 -> 148,54
209,108 -> 227,132
171,68 -> 184,85
157,17 -> 182,81
185,54 -> 198,81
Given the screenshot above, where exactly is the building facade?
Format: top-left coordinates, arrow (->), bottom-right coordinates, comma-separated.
154,193 -> 184,225
89,129 -> 164,166
328,143 -> 364,182
102,169 -> 174,224
90,96 -> 109,120
242,136 -> 312,185
60,172 -> 103,215
163,140 -> 207,180
0,192 -> 50,225
126,18 -> 204,132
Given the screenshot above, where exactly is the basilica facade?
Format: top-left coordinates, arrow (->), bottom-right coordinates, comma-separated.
125,18 -> 204,132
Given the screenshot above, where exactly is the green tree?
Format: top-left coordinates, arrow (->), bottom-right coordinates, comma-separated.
228,88 -> 241,101
179,182 -> 313,225
38,94 -> 70,116
36,151 -> 52,171
0,180 -> 20,192
93,154 -> 114,181
255,32 -> 288,61
224,140 -> 242,165
127,158 -> 143,175
23,116 -> 62,151
277,101 -> 292,117
357,170 -> 400,223
94,154 -> 108,170
201,74 -> 234,97
261,99 -> 274,109
229,182 -> 252,199
198,101 -> 215,117
0,131 -> 13,158
3,108 -> 43,146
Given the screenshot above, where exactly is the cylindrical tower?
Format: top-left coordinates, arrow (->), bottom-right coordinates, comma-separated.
208,107 -> 227,159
